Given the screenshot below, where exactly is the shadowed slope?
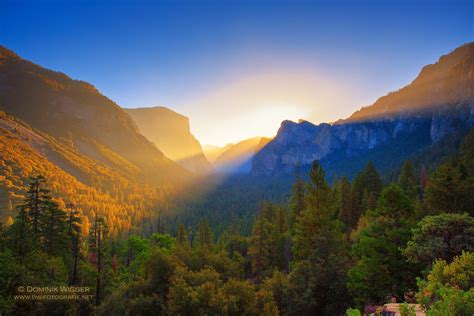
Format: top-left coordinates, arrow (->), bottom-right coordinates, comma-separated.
125,106 -> 212,174
252,43 -> 474,177
0,45 -> 189,185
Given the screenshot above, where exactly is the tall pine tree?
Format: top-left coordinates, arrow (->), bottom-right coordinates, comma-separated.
290,160 -> 349,314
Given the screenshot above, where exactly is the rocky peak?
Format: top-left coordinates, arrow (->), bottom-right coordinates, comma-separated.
125,106 -> 212,174
251,43 -> 474,177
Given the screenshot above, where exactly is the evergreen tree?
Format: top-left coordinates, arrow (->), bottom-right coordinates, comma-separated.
89,213 -> 109,306
176,223 -> 189,249
273,207 -> 290,272
40,200 -> 68,256
249,205 -> 274,284
352,162 -> 384,215
348,184 -> 419,307
24,175 -> 51,237
424,159 -> 471,215
66,203 -> 82,285
364,162 -> 383,198
399,160 -> 417,198
194,219 -> 213,250
291,160 -> 349,314
8,205 -> 34,259
289,163 -> 305,226
337,176 -> 355,232
404,213 -> 474,267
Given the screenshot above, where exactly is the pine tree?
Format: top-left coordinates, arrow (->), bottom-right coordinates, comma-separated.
194,219 -> 213,250
25,175 -> 52,237
291,160 -> 349,314
89,213 -> 109,306
306,160 -> 331,211
337,176 -> 354,232
8,205 -> 34,259
424,159 -> 471,215
351,162 -> 383,215
273,207 -> 290,272
66,203 -> 81,285
294,160 -> 333,260
40,200 -> 68,256
363,161 -> 383,199
249,210 -> 273,284
176,223 -> 189,249
399,160 -> 417,198
289,163 -> 305,226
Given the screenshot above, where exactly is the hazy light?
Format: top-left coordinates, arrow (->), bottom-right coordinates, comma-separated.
182,70 -> 355,146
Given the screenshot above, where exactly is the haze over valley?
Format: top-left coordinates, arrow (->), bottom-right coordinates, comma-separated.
1,1 -> 473,314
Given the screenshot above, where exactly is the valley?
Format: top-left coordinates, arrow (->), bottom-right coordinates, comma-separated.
0,38 -> 473,315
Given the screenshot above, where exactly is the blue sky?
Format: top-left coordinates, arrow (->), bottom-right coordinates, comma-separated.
1,0 -> 473,145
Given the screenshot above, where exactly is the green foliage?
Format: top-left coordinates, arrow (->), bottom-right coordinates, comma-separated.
248,203 -> 289,283
290,160 -> 350,314
2,128 -> 474,316
399,303 -> 417,316
348,184 -> 419,307
338,176 -> 355,232
404,213 -> 474,267
345,308 -> 362,316
376,183 -> 414,219
352,162 -> 383,214
416,251 -> 474,315
193,219 -> 214,250
261,270 -> 292,314
424,159 -> 472,215
289,165 -> 306,226
150,233 -> 175,250
399,160 -> 418,198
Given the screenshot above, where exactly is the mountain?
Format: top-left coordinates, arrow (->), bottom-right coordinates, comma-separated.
214,137 -> 271,173
0,110 -> 170,234
0,46 -> 189,184
125,106 -> 212,174
203,144 -> 234,163
0,45 -> 190,230
251,43 -> 474,177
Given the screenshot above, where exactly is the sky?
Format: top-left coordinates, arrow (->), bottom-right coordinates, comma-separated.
1,0 -> 473,146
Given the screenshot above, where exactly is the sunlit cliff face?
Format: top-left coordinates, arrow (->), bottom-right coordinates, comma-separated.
183,70 -> 355,146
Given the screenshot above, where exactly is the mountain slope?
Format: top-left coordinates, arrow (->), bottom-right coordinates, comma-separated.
214,137 -> 271,173
0,111 -> 168,234
0,45 -> 193,233
0,45 -> 189,185
203,144 -> 234,163
125,106 -> 212,174
251,43 -> 474,177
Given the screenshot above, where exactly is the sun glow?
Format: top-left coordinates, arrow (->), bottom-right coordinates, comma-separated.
183,70 -> 352,146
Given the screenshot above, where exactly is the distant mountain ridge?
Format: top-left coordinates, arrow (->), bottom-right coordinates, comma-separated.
125,106 -> 212,174
213,137 -> 271,173
0,45 -> 190,231
251,43 -> 474,177
203,144 -> 234,163
0,45 -> 189,184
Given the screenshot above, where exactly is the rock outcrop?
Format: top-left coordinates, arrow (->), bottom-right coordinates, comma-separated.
251,43 -> 474,177
125,106 -> 212,174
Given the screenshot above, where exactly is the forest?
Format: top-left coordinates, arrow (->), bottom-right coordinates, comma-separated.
0,130 -> 474,315
1,2 -> 472,315
1,128 -> 474,315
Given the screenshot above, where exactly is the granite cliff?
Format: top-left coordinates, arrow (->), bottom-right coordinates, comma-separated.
251,43 -> 474,177
125,106 -> 212,174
